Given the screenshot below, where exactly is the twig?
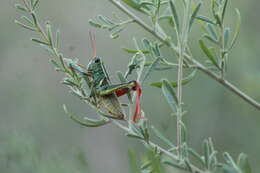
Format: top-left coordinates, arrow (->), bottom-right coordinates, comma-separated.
109,0 -> 260,111
112,120 -> 204,173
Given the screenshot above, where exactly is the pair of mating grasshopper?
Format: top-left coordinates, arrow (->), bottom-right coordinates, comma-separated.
68,33 -> 142,122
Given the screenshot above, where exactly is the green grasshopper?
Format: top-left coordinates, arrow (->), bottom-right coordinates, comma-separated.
68,33 -> 140,121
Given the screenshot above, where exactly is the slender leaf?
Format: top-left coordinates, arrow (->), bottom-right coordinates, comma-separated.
46,23 -> 53,46
224,27 -> 230,49
237,153 -> 251,173
220,164 -> 239,173
203,34 -> 219,45
15,4 -> 28,12
32,0 -> 40,10
199,39 -> 220,68
128,150 -> 140,173
222,0 -> 228,22
63,105 -> 109,127
142,38 -> 152,51
110,27 -> 124,39
161,79 -> 178,112
151,70 -> 197,88
122,47 -> 149,54
31,38 -> 49,45
50,59 -> 60,70
230,9 -> 241,50
203,139 -> 210,169
151,126 -> 175,148
15,20 -> 37,31
56,30 -> 61,49
21,16 -> 34,26
207,23 -> 218,41
98,15 -> 115,25
223,152 -> 237,168
143,57 -> 162,82
162,160 -> 185,170
141,161 -> 152,170
196,16 -> 216,25
189,2 -> 202,31
188,148 -> 205,166
88,19 -> 102,28
169,0 -> 179,32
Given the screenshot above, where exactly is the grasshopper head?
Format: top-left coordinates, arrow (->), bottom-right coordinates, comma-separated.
87,57 -> 103,72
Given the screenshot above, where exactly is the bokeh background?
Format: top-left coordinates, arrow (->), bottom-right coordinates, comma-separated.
1,0 -> 260,172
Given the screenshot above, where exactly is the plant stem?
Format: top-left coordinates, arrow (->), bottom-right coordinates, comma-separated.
175,0 -> 191,159
109,0 -> 260,111
112,120 -> 204,173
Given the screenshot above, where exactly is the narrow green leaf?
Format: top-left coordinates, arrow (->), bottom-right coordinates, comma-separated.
15,20 -> 37,31
32,0 -> 40,10
30,0 -> 35,7
199,39 -> 219,68
161,79 -> 178,112
169,0 -> 179,32
184,159 -> 193,172
31,12 -> 37,25
209,151 -> 218,168
126,133 -> 144,140
237,153 -> 251,173
142,38 -> 152,51
151,70 -> 196,88
122,47 -> 149,54
133,38 -> 146,81
56,30 -> 61,49
220,164 -> 239,173
151,43 -> 161,57
181,121 -> 187,143
224,27 -> 230,49
128,150 -> 140,173
129,120 -> 144,138
98,15 -> 115,26
215,14 -> 222,26
46,23 -> 53,46
49,59 -> 60,70
40,44 -> 55,54
222,0 -> 228,22
189,2 -> 201,31
88,19 -> 102,28
207,23 -> 218,41
15,3 -> 28,12
203,34 -> 219,45
154,66 -> 173,71
31,38 -> 49,46
21,16 -> 34,26
122,0 -> 141,10
223,152 -> 237,168
110,27 -> 124,39
142,57 -> 161,82
162,160 -> 185,170
203,139 -> 210,169
151,126 -> 175,148
230,9 -> 241,50
141,161 -> 152,170
63,105 -> 109,127
188,148 -> 205,166
196,16 -> 216,25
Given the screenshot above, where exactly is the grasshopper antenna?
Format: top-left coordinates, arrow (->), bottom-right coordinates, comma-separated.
89,31 -> 97,59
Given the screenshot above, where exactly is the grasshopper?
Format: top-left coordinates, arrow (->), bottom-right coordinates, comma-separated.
68,33 -> 141,121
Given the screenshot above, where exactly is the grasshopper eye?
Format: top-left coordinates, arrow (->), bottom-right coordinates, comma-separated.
94,58 -> 101,63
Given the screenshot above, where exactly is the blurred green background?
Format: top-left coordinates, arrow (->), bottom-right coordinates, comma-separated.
1,0 -> 260,172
